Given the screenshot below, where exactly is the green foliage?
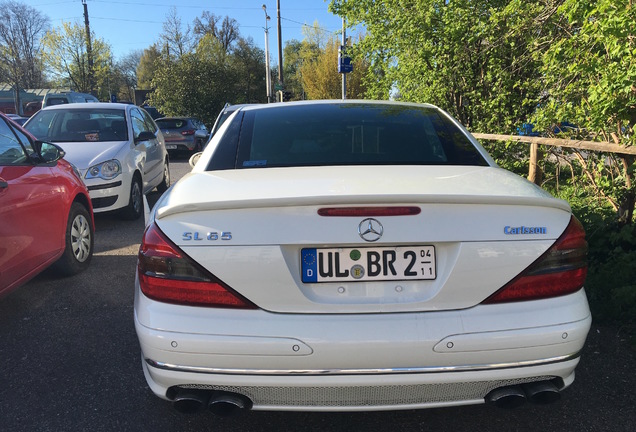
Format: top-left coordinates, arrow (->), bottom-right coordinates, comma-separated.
148,34 -> 267,126
136,44 -> 162,90
282,39 -> 306,100
481,140 -> 529,177
330,0 -> 551,132
149,53 -> 232,126
41,21 -> 112,96
531,0 -> 636,221
533,0 -> 636,148
281,23 -> 369,100
582,217 -> 636,333
228,37 -> 267,104
147,9 -> 267,125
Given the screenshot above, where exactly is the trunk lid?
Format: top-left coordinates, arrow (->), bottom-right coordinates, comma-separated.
154,166 -> 572,313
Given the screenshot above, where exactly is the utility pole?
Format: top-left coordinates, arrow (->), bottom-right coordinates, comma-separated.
262,5 -> 272,103
82,0 -> 95,95
276,0 -> 284,101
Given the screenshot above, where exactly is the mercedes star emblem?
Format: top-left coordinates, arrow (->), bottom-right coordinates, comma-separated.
358,218 -> 383,242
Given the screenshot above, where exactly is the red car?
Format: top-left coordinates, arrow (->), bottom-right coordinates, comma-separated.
0,113 -> 94,297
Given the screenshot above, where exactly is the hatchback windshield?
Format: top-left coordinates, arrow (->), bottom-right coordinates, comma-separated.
235,103 -> 488,168
26,108 -> 128,142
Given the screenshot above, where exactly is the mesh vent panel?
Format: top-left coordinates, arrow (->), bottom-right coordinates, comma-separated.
178,376 -> 553,407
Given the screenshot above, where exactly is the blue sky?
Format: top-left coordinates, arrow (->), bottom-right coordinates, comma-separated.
30,0 -> 347,63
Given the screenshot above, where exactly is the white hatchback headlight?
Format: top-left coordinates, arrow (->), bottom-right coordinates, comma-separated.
85,159 -> 122,180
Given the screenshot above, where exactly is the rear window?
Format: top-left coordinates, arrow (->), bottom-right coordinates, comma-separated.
25,108 -> 128,142
235,103 -> 487,169
47,97 -> 68,106
156,119 -> 187,129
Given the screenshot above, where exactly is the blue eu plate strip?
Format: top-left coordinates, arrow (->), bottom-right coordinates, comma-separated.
301,248 -> 317,283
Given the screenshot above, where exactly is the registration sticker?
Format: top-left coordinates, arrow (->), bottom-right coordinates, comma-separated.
301,246 -> 436,283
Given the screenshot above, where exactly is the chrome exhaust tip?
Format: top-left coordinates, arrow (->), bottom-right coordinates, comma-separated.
485,385 -> 527,409
523,380 -> 561,405
208,392 -> 253,417
173,389 -> 210,414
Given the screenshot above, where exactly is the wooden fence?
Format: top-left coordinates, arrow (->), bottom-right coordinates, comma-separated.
472,133 -> 636,184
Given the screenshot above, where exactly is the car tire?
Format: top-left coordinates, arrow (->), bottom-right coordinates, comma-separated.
52,202 -> 93,276
156,158 -> 170,193
122,175 -> 143,220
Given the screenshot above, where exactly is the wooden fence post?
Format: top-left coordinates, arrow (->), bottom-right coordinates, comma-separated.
528,142 -> 542,185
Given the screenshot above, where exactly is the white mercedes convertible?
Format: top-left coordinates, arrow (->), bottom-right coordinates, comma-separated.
134,100 -> 591,415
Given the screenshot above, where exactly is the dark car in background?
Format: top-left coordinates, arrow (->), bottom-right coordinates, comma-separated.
0,112 -> 94,297
6,114 -> 29,126
155,117 -> 209,155
142,106 -> 163,120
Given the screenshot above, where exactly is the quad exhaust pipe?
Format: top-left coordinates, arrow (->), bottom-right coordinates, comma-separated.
172,389 -> 253,416
486,380 -> 561,408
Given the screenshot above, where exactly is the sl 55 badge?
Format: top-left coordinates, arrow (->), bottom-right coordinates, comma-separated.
182,232 -> 232,241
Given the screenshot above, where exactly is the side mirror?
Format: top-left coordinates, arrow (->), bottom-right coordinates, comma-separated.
35,141 -> 65,163
189,152 -> 202,168
135,131 -> 156,143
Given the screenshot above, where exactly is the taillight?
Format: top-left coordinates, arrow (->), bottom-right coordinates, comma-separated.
181,129 -> 195,135
483,216 -> 588,304
138,223 -> 257,308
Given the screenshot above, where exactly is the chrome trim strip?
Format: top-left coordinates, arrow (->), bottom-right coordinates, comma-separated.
145,352 -> 580,376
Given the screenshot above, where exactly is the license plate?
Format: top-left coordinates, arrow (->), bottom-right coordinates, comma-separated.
301,246 -> 436,283
166,144 -> 177,150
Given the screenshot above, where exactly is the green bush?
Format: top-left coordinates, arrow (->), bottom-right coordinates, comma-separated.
583,220 -> 636,327
557,190 -> 636,340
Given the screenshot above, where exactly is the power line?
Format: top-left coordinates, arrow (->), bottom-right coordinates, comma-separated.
280,17 -> 339,34
90,0 -> 327,12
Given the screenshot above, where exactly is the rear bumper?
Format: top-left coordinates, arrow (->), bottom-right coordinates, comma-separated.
141,355 -> 579,411
134,288 -> 592,410
165,138 -> 196,152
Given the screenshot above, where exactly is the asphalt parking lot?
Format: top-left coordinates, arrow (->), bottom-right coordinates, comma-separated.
0,157 -> 634,432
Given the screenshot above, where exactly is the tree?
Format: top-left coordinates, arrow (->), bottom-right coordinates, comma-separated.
193,11 -> 239,53
149,52 -> 235,127
41,21 -> 112,96
160,7 -> 193,60
532,0 -> 636,223
282,39 -> 306,100
330,0 -> 554,131
228,37 -> 267,104
111,50 -> 141,102
136,44 -> 161,89
297,23 -> 368,100
0,1 -> 49,113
